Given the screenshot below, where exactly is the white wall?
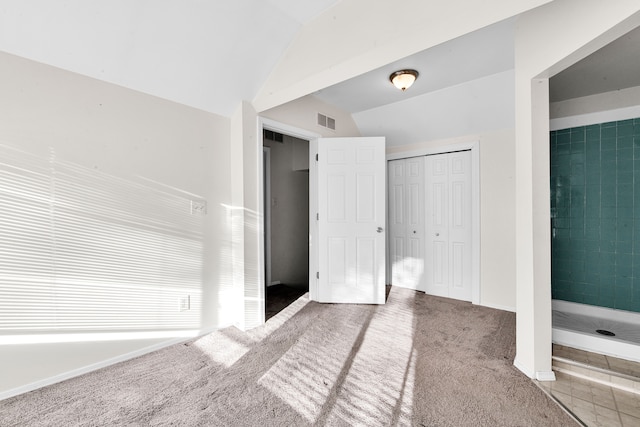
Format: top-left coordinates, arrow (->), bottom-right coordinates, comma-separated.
387,129 -> 517,311
550,85 -> 640,128
0,51 -> 232,397
261,95 -> 361,138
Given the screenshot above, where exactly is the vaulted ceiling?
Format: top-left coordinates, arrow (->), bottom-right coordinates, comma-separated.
0,0 -> 341,117
1,1 -> 638,121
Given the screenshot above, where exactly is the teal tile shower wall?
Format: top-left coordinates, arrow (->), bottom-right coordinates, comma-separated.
551,118 -> 640,313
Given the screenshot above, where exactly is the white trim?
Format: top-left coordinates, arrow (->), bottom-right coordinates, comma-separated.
0,327 -> 218,401
254,120 -> 266,328
385,157 -> 390,285
262,146 -> 272,289
535,370 -> 556,382
260,117 -> 322,141
0,330 -> 199,345
386,141 -> 478,161
471,144 -> 480,306
550,104 -> 640,131
385,140 -> 481,305
513,358 -> 534,379
309,138 -> 319,301
481,302 -> 516,313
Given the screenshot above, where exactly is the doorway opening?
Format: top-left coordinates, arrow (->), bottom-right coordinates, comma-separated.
262,126 -> 311,320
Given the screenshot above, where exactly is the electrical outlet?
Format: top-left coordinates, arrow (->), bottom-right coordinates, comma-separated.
191,200 -> 207,215
179,296 -> 190,312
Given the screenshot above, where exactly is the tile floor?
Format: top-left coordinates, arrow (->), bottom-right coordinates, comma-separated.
536,345 -> 640,427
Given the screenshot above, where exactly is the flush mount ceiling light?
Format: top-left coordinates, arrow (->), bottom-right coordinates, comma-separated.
389,69 -> 419,91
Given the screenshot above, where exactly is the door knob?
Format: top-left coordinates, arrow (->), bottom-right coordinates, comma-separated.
435,233 -> 440,236
413,230 -> 417,234
377,227 -> 384,233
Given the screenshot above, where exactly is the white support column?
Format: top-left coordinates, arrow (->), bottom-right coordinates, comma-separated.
514,76 -> 553,380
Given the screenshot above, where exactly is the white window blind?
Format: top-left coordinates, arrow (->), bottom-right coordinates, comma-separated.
0,145 -> 204,338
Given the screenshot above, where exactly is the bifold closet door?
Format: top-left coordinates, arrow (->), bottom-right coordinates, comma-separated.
425,151 -> 472,301
388,157 -> 425,291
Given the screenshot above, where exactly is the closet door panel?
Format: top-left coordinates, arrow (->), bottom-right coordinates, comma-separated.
388,160 -> 406,287
448,151 -> 472,301
404,157 -> 425,290
425,155 -> 449,297
425,151 -> 472,301
388,157 -> 425,291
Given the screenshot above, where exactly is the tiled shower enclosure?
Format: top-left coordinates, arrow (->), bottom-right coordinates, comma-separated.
550,118 -> 640,314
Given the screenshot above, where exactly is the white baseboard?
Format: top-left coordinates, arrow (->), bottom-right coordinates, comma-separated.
389,286 -> 516,313
389,282 -> 424,292
0,326 -> 218,402
536,370 -> 556,381
479,302 -> 516,313
513,358 -> 534,379
514,359 -> 556,381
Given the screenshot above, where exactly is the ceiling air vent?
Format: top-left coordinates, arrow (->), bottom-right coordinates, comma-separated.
317,113 -> 336,131
263,129 -> 284,143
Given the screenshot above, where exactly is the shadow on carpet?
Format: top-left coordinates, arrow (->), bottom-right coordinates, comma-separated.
0,287 -> 576,426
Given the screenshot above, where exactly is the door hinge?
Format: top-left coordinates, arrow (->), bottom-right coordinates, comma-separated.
315,153 -> 318,161
316,272 -> 319,279
316,212 -> 319,220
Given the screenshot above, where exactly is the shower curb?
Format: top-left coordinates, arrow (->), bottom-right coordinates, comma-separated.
552,356 -> 640,396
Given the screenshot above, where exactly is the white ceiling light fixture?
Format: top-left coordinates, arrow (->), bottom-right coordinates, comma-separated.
389,69 -> 419,91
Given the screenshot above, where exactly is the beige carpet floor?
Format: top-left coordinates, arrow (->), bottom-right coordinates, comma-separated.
0,287 -> 576,426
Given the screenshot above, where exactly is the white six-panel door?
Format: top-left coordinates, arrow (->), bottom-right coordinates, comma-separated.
425,151 -> 472,301
316,137 -> 386,304
388,157 -> 425,291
